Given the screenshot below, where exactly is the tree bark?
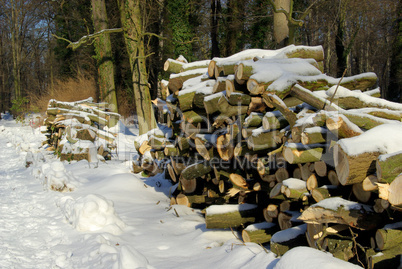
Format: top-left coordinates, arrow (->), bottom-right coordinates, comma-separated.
118,0 -> 157,135
92,0 -> 118,112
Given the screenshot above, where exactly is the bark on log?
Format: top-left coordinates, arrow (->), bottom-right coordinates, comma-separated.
203,92 -> 225,115
283,143 -> 325,164
205,204 -> 259,229
375,223 -> 402,251
270,224 -> 308,256
217,95 -> 249,117
333,143 -> 379,185
247,130 -> 282,151
181,162 -> 212,181
377,174 -> 402,206
299,198 -> 382,230
326,114 -> 363,139
376,151 -> 402,184
164,58 -> 185,73
352,182 -> 372,203
242,222 -> 278,244
263,93 -> 297,128
301,127 -> 327,145
262,111 -> 288,131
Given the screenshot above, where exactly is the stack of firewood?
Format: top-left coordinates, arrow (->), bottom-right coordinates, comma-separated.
134,45 -> 402,268
43,97 -> 120,162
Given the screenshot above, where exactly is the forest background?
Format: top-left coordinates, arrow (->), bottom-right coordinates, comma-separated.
0,0 -> 400,125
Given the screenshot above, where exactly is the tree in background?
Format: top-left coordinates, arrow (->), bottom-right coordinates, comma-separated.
91,0 -> 118,112
117,0 -> 157,134
388,2 -> 402,102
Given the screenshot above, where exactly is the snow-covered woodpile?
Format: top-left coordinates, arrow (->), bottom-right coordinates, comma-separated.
135,45 -> 402,268
43,97 -> 120,162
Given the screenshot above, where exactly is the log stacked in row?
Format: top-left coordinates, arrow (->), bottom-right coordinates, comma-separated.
134,45 -> 402,269
43,97 -> 120,162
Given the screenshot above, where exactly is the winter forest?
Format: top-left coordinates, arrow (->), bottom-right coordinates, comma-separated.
0,0 -> 401,118
0,0 -> 402,268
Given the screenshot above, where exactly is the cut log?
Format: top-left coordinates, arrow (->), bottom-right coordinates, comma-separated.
299,197 -> 382,230
281,178 -> 308,200
217,95 -> 249,117
275,167 -> 290,182
203,92 -> 225,115
225,75 -> 247,96
311,185 -> 342,203
327,170 -> 340,186
205,203 -> 259,229
270,224 -> 308,256
362,175 -> 378,191
229,173 -> 249,190
306,173 -> 328,191
216,133 -> 234,161
244,112 -> 264,128
376,151 -> 402,184
366,247 -> 402,269
313,161 -> 328,177
375,222 -> 402,251
227,92 -> 251,106
262,111 -> 288,131
377,174 -> 402,206
180,60 -> 211,73
242,222 -> 278,244
181,162 -> 212,181
333,143 -> 379,185
247,129 -> 282,151
248,97 -> 267,114
301,127 -> 327,145
168,68 -> 208,94
163,58 -> 185,73
352,182 -> 371,203
263,94 -> 297,128
325,114 -> 363,139
278,211 -> 303,231
283,143 -> 325,164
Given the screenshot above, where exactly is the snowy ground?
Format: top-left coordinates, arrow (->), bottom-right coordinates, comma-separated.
0,115 -> 363,268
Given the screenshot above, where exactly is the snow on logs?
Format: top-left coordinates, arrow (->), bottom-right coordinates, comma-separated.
139,45 -> 402,266
43,97 -> 120,162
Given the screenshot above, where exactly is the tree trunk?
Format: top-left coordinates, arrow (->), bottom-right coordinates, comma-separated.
91,0 -> 118,112
118,0 -> 157,135
273,0 -> 290,46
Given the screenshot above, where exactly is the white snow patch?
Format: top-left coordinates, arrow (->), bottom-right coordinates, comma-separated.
338,123 -> 402,156
282,178 -> 307,190
59,194 -> 126,235
274,246 -> 363,268
206,204 -> 258,216
271,224 -> 307,243
39,161 -> 79,192
245,222 -> 276,232
312,197 -> 361,211
378,150 -> 402,162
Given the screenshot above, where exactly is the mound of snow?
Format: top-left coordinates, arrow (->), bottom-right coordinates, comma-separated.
59,194 -> 125,235
39,161 -> 78,192
274,247 -> 363,269
119,246 -> 155,269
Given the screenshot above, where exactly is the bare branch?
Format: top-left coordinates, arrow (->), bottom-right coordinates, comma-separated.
53,28 -> 123,50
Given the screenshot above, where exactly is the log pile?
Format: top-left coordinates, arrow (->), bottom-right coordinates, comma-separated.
43,97 -> 120,162
136,45 -> 402,268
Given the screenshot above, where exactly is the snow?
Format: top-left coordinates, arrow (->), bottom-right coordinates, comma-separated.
206,203 -> 258,215
282,178 -> 307,190
378,150 -> 402,162
338,123 -> 402,156
271,224 -> 307,243
0,116 -> 369,269
244,222 -> 276,232
312,197 -> 362,211
58,194 -> 126,235
203,91 -> 224,102
326,85 -> 402,110
274,247 -> 363,269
